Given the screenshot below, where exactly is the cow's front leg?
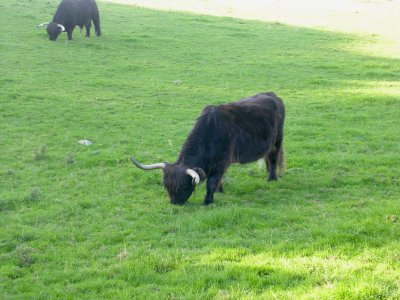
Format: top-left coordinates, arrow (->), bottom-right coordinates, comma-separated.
204,175 -> 222,205
67,29 -> 73,40
85,22 -> 91,37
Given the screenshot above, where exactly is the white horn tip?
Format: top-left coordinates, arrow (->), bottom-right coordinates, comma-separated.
57,24 -> 66,32
186,169 -> 200,185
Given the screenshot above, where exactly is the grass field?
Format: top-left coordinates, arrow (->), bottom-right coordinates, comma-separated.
1,0 -> 400,298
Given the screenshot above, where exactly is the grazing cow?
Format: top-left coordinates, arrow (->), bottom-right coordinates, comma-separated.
38,0 -> 101,41
131,92 -> 285,205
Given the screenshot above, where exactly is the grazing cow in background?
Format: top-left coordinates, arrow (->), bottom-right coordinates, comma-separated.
38,0 -> 101,41
131,92 -> 285,205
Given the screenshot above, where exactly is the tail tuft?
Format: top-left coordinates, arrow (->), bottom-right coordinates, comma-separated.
277,144 -> 285,177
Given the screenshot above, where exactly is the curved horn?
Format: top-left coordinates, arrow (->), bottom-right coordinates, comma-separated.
37,22 -> 50,28
130,157 -> 166,170
57,24 -> 65,32
186,168 -> 200,185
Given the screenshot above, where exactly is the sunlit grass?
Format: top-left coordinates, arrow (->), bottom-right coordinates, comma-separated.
105,0 -> 400,58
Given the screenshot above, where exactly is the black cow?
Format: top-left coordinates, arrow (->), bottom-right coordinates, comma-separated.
131,92 -> 285,205
38,0 -> 101,41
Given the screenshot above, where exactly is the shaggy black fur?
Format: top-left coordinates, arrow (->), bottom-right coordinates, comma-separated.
135,92 -> 285,205
46,0 -> 101,41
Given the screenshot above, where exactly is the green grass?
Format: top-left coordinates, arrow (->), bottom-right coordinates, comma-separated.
1,0 -> 400,298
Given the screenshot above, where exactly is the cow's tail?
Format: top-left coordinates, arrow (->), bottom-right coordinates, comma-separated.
277,143 -> 285,177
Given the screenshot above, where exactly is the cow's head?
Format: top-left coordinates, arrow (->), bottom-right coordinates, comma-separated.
38,22 -> 65,41
131,157 -> 206,205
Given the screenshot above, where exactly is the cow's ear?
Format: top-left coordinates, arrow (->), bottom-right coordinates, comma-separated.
194,168 -> 206,181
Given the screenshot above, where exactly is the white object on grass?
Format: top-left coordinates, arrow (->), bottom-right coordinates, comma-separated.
78,140 -> 93,145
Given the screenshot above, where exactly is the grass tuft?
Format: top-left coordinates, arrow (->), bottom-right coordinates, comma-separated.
25,187 -> 42,202
15,245 -> 36,267
33,145 -> 48,161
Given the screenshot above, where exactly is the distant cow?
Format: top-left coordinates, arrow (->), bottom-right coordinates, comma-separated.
131,92 -> 285,205
38,0 -> 101,41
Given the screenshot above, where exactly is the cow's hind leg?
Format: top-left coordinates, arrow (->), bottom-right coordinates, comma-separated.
266,152 -> 278,181
266,137 -> 283,181
216,177 -> 224,193
93,19 -> 101,36
91,6 -> 101,36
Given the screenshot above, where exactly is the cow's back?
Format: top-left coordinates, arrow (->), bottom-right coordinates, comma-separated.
221,92 -> 285,164
53,0 -> 76,23
178,92 -> 285,172
74,0 -> 96,26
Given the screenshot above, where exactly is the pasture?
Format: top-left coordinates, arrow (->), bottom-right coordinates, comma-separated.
1,0 -> 399,298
